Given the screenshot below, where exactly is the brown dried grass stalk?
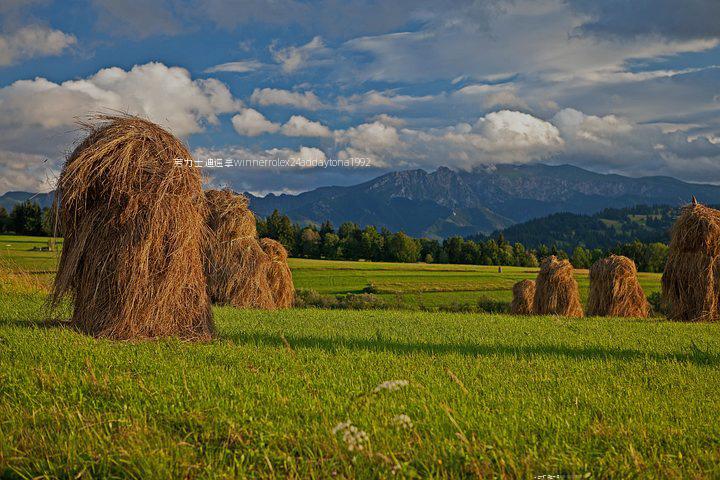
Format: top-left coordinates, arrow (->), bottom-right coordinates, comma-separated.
260,238 -> 295,308
533,256 -> 583,317
510,279 -> 535,315
662,202 -> 720,321
587,255 -> 649,317
204,189 -> 275,309
51,115 -> 214,340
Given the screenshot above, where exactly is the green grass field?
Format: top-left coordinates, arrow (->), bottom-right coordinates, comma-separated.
1,235 -> 718,478
1,235 -> 662,309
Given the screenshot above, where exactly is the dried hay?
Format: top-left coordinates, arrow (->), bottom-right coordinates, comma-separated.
510,279 -> 535,315
51,115 -> 214,340
662,201 -> 720,321
533,256 -> 583,317
587,255 -> 649,317
204,189 -> 275,309
260,238 -> 295,308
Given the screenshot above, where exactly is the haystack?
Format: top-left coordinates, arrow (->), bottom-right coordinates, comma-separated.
204,189 -> 275,309
533,256 -> 583,317
51,115 -> 214,340
662,200 -> 720,321
587,255 -> 649,317
260,238 -> 295,308
510,279 -> 535,315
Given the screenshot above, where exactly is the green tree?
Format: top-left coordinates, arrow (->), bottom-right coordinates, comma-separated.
571,246 -> 592,269
360,226 -> 384,261
0,206 -> 8,233
300,227 -> 321,257
10,201 -> 43,235
319,220 -> 334,236
386,232 -> 420,263
266,210 -> 296,254
321,233 -> 340,259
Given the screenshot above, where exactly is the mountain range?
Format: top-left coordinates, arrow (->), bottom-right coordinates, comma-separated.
246,164 -> 720,238
3,163 -> 719,239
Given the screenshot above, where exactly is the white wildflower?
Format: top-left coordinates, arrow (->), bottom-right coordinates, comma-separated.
332,421 -> 351,434
391,414 -> 413,430
373,379 -> 409,393
332,420 -> 369,452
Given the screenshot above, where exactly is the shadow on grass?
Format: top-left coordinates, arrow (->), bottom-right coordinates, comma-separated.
2,317 -> 717,366
222,330 -> 720,366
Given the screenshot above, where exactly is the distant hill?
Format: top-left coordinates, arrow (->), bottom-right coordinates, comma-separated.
0,191 -> 54,212
247,164 -> 720,238
468,204 -> 686,250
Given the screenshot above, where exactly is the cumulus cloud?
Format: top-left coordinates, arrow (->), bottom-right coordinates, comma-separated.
281,115 -> 332,137
204,60 -> 265,73
0,25 -> 76,66
231,108 -> 280,136
335,121 -> 404,166
0,62 -> 241,191
250,88 -> 325,110
333,110 -> 563,169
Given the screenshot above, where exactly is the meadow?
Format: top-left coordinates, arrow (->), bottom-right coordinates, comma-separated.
1,235 -> 718,478
0,235 -> 663,310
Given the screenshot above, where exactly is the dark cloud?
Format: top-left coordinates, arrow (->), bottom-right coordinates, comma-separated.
568,0 -> 720,40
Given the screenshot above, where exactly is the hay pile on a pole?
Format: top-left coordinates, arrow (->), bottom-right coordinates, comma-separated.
51,115 -> 214,340
260,238 -> 295,308
533,256 -> 583,317
510,279 -> 535,315
662,199 -> 720,321
204,189 -> 275,309
587,255 -> 649,317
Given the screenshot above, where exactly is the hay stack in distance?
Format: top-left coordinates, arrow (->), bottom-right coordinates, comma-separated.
587,255 -> 649,317
51,115 -> 214,340
260,238 -> 295,308
533,256 -> 583,317
510,279 -> 535,315
204,189 -> 276,309
662,200 -> 720,321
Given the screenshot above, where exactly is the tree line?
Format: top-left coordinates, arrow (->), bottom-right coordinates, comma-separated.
1,202 -> 669,273
257,209 -> 669,272
0,201 -> 54,236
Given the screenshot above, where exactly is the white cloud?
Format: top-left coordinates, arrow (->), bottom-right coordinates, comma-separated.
0,25 -> 76,66
271,36 -> 327,73
0,62 -> 241,142
333,110 -> 563,169
553,108 -> 633,147
281,115 -> 331,137
338,89 -> 437,112
231,108 -> 280,136
344,0 -> 717,86
250,88 -> 325,110
0,150 -> 56,195
204,60 -> 264,73
454,83 -> 528,110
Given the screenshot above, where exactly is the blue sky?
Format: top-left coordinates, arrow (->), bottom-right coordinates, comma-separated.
0,0 -> 719,195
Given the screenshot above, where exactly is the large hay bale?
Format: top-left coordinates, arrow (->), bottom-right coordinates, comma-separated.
662,201 -> 720,321
51,115 -> 214,340
510,279 -> 535,315
587,255 -> 649,317
204,189 -> 275,309
533,256 -> 583,317
260,238 -> 295,308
